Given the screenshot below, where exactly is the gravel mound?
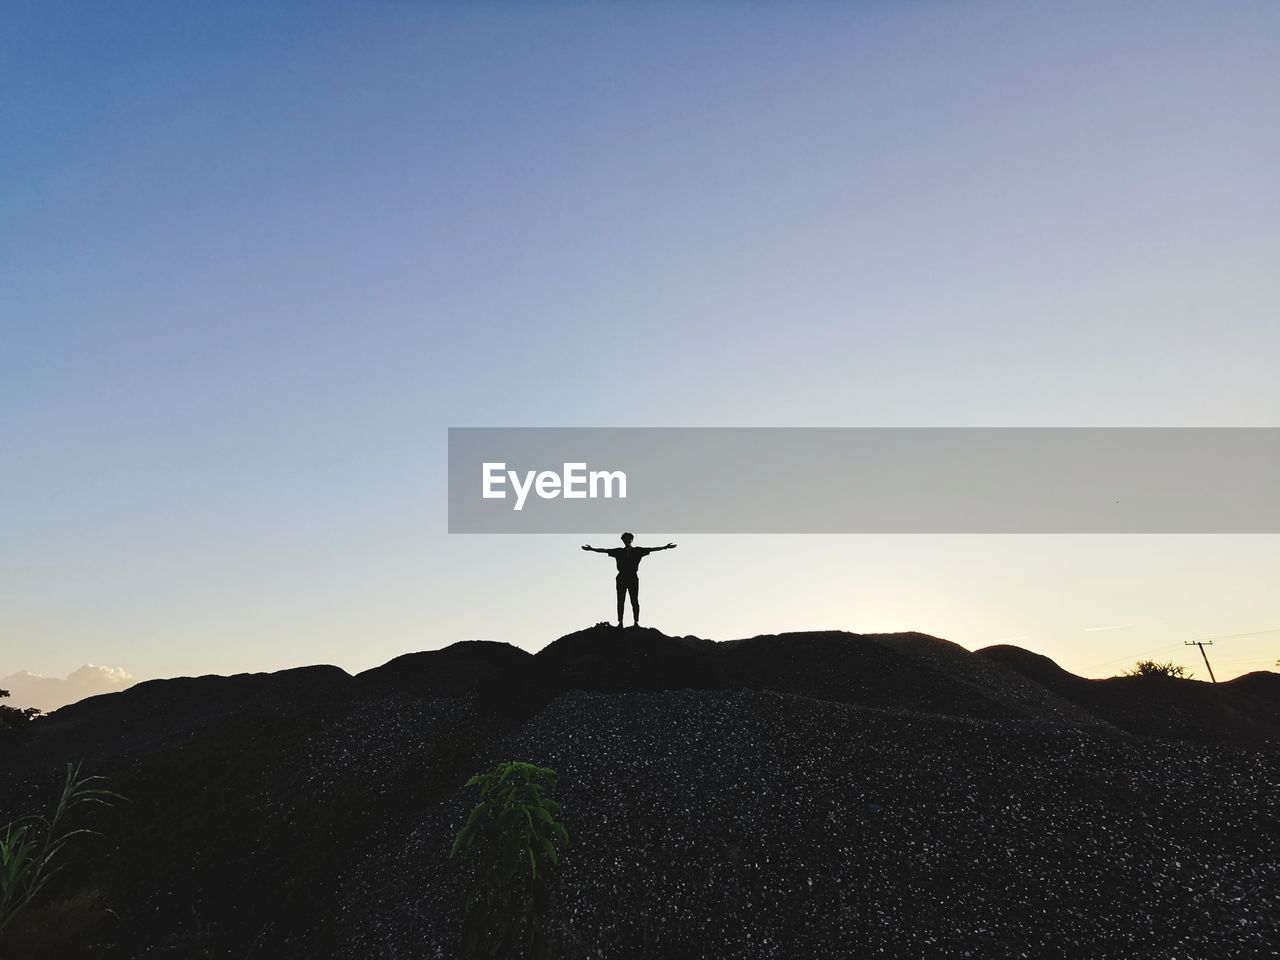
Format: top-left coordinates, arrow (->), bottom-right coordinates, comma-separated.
979,646 -> 1280,745
1,626 -> 1277,958
338,689 -> 1280,959
868,633 -> 1110,729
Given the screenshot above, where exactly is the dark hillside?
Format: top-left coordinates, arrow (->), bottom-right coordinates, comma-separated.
357,640 -> 533,698
533,626 -> 721,694
340,689 -> 1280,960
2,665 -> 350,767
1,626 -> 1277,959
975,643 -> 1086,693
977,645 -> 1280,744
1228,670 -> 1280,701
719,631 -> 1023,721
866,633 -> 1110,728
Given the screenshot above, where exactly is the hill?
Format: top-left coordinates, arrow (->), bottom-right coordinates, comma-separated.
1,626 -> 1277,958
977,644 -> 1280,744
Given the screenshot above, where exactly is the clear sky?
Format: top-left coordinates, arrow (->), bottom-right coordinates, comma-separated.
3,2 -> 1279,688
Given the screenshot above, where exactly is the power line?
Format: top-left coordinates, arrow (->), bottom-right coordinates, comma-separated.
1083,643 -> 1181,671
1187,627 -> 1280,643
1082,625 -> 1280,673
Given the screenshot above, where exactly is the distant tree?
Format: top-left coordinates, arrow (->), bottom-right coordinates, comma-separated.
1124,660 -> 1191,679
0,690 -> 40,733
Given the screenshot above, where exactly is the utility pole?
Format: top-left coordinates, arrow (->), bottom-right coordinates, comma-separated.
1185,640 -> 1217,683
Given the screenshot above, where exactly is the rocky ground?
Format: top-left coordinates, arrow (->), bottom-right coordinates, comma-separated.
1,626 -> 1277,958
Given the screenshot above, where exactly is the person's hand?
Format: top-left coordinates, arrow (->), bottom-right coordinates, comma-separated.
581,544 -> 592,551
666,542 -> 677,549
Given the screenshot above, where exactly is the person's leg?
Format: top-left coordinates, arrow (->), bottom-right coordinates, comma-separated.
615,578 -> 625,627
628,579 -> 640,626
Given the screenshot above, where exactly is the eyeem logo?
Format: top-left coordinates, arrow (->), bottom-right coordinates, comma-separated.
482,462 -> 627,511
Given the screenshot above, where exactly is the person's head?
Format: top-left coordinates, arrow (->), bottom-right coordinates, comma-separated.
620,532 -> 634,545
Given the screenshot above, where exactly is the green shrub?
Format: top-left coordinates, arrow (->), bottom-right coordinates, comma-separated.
450,762 -> 569,960
0,763 -> 122,935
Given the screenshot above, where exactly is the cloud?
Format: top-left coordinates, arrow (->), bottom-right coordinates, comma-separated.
1,665 -> 137,713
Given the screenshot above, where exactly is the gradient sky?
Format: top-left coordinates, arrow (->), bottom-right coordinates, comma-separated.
4,2 -> 1279,689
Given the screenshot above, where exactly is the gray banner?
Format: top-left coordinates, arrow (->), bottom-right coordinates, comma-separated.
448,428 -> 1280,533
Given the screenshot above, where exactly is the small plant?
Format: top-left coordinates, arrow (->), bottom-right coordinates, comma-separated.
0,762 -> 122,935
450,762 -> 569,960
1124,660 -> 1191,679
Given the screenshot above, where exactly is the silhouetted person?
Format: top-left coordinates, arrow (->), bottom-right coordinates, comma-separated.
581,532 -> 677,628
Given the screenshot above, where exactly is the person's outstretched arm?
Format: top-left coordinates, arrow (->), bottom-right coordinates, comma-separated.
646,542 -> 677,551
581,544 -> 609,553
